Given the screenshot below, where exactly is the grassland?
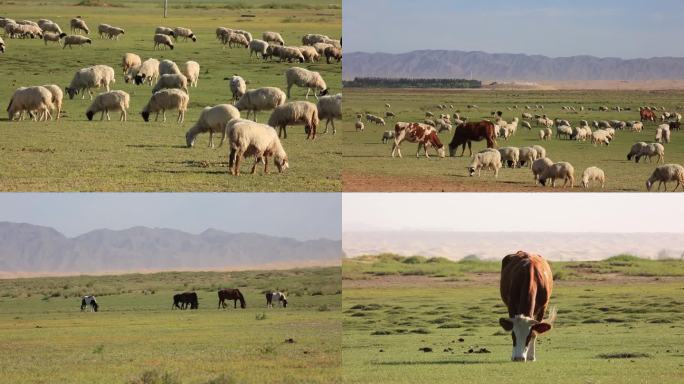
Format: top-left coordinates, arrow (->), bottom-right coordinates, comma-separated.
343,256 -> 684,383
342,88 -> 684,192
0,267 -> 341,383
0,0 -> 341,191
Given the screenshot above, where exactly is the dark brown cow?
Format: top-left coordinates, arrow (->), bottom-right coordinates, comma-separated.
669,121 -> 680,131
391,122 -> 445,158
499,251 -> 555,362
448,121 -> 497,157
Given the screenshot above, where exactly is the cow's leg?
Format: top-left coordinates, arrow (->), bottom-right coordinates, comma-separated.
415,143 -> 422,158
527,334 -> 538,361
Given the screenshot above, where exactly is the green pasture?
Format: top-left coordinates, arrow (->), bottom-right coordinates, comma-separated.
342,88 -> 684,191
0,0 -> 341,191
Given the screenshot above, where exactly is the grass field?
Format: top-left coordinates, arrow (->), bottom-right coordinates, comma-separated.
342,88 -> 684,192
0,267 -> 341,383
343,256 -> 684,383
0,0 -> 341,191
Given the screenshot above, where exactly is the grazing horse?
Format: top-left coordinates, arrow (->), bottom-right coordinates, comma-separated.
172,292 -> 198,310
217,288 -> 246,309
499,251 -> 556,362
265,291 -> 288,308
80,295 -> 99,312
640,108 -> 656,123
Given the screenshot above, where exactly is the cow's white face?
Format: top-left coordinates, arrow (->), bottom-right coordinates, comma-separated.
499,315 -> 551,362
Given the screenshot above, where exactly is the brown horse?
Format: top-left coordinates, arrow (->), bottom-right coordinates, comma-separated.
172,292 -> 198,310
640,108 -> 656,123
217,288 -> 246,309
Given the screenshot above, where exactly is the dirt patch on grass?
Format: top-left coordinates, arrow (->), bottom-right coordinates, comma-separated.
597,352 -> 650,359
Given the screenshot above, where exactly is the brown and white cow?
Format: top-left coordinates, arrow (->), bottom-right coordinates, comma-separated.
499,251 -> 556,362
391,122 -> 446,158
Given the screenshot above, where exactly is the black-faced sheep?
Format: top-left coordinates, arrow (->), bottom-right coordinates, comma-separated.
468,148 -> 502,178
65,65 -> 115,100
63,35 -> 91,49
70,17 -> 89,34
173,27 -> 196,42
85,90 -> 130,121
153,34 -> 174,50
646,164 -> 684,191
285,67 -> 328,99
141,88 -> 189,123
262,31 -> 284,45
134,58 -> 160,86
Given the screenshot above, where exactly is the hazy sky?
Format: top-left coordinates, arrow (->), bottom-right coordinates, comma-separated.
343,0 -> 684,58
343,193 -> 684,233
0,193 -> 341,240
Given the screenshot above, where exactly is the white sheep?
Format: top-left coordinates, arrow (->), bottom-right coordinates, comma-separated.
273,46 -> 304,62
70,18 -> 89,34
234,29 -> 252,42
317,93 -> 341,135
591,130 -> 612,146
38,19 -> 63,34
186,104 -> 240,148
556,125 -> 572,139
262,31 -> 284,45
152,74 -> 189,95
121,53 -> 141,76
631,121 -> 644,132
285,67 -> 328,99
248,39 -> 269,58
226,32 -> 249,49
65,65 -> 115,99
324,46 -> 341,64
468,148 -> 502,178
226,119 -> 289,176
532,145 -> 546,160
43,32 -> 66,46
381,131 -> 396,143
141,88 -> 189,124
181,61 -> 200,88
155,26 -> 175,37
41,84 -> 63,120
581,166 -> 605,189
267,101 -> 320,140
153,34 -> 174,50
85,90 -> 130,121
302,33 -> 330,45
531,157 -> 553,182
312,42 -> 333,55
158,59 -> 182,76
539,162 -> 575,188
63,35 -> 92,48
227,75 -> 247,104
629,142 -> 665,164
173,27 -> 196,42
134,58 -> 160,85
498,147 -> 520,168
7,86 -> 54,121
234,87 -> 286,122
539,127 -> 552,140
646,164 -> 684,191
655,124 -> 671,144
299,45 -> 320,62
103,25 -> 125,40
518,147 -> 538,168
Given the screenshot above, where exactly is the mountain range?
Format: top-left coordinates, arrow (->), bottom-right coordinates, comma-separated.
343,50 -> 684,81
343,231 -> 684,261
0,222 -> 341,275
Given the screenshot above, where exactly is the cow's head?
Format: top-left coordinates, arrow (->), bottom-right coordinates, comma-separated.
436,146 -> 446,158
499,315 -> 552,362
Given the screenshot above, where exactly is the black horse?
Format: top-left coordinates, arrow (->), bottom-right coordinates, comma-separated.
217,288 -> 246,309
172,292 -> 198,310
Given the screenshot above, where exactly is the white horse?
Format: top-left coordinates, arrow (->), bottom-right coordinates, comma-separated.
265,291 -> 288,308
80,295 -> 99,312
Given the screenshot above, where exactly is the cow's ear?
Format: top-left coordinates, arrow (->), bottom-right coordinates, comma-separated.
499,318 -> 513,331
532,322 -> 552,334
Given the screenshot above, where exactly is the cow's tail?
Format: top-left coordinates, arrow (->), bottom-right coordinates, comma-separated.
546,306 -> 557,325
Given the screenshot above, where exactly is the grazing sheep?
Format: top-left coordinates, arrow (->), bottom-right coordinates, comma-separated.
158,59 -> 182,76
269,46 -> 304,62
521,121 -> 531,130
152,74 -> 189,95
248,39 -> 269,58
324,46 -> 341,64
85,90 -> 130,121
298,45 -> 320,62
70,17 -> 89,34
468,148 -> 502,178
141,88 -> 189,123
355,119 -> 364,132
646,164 -> 684,191
134,58 -> 160,86
518,147 -> 538,168
7,86 -> 54,121
226,119 -> 289,175
43,31 -> 66,46
539,162 -> 575,188
581,166 -> 605,189
235,86 -> 287,122
382,131 -> 396,143
532,157 -> 553,182
173,27 -> 196,42
226,32 -> 249,49
105,26 -> 125,40
227,75 -> 247,104
302,33 -> 330,45
532,145 -> 546,160
262,31 -> 284,45
65,65 -> 115,99
153,33 -> 174,50
540,127 -> 552,140
155,26 -> 175,37
385,111 -> 396,119
285,67 -> 328,99
186,104 -> 240,148
267,101 -> 319,140
522,112 -> 532,119
628,142 -> 665,164
498,147 -> 520,168
234,29 -> 252,43
556,125 -> 572,139
181,61 -> 200,87
312,42 -> 333,55
121,53 -> 141,76
63,35 -> 91,48
591,130 -> 612,146
41,84 -> 63,120
317,93 -> 341,135
216,27 -> 232,41
37,19 -> 63,34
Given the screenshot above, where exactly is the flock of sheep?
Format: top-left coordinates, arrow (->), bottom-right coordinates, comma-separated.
2,15 -> 343,176
359,103 -> 684,191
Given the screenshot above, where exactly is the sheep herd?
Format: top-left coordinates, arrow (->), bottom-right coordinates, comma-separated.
359,103 -> 683,191
2,14 -> 342,177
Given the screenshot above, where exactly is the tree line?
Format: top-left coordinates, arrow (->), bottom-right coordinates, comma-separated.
343,77 -> 482,89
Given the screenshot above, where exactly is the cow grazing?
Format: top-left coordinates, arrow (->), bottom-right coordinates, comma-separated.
391,122 -> 445,158
640,108 -> 656,123
499,251 -> 556,362
448,121 -> 497,157
172,292 -> 199,310
80,295 -> 99,312
266,291 -> 288,308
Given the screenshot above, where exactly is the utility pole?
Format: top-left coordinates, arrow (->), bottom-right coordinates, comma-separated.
164,0 -> 168,18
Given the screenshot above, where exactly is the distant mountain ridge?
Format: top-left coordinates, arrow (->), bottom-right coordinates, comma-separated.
0,222 -> 341,274
343,50 -> 684,81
